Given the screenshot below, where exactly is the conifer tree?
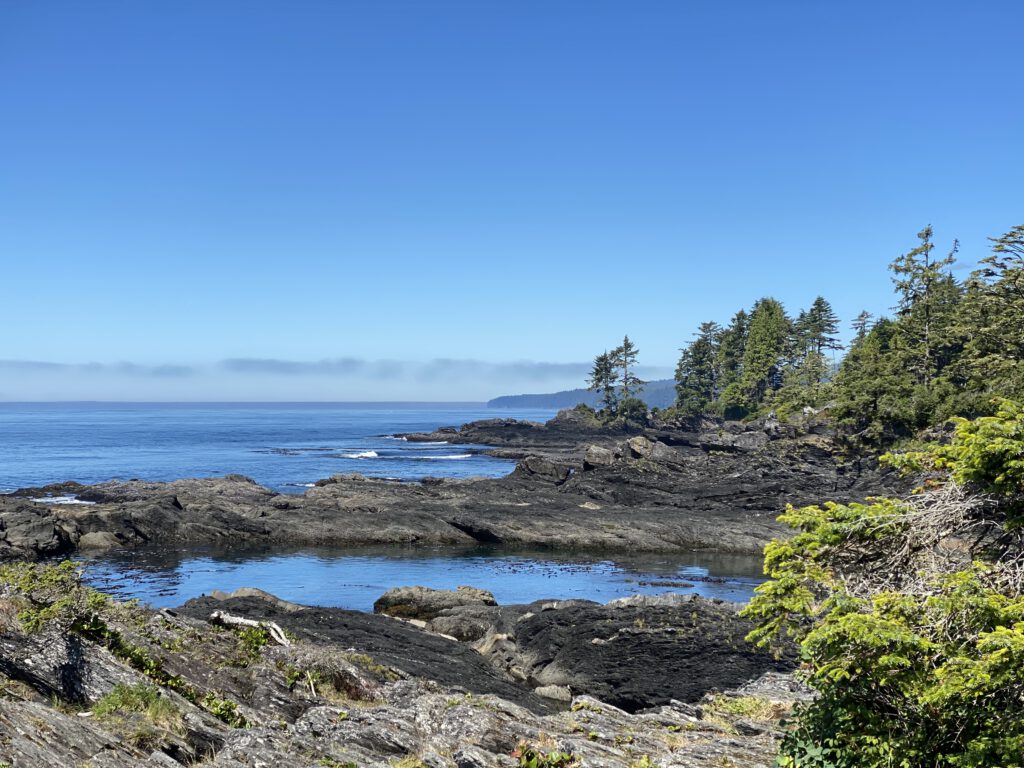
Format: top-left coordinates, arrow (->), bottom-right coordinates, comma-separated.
587,351 -> 618,412
721,298 -> 789,415
889,226 -> 958,388
956,224 -> 1024,401
715,310 -> 749,398
851,310 -> 874,341
613,335 -> 645,401
805,296 -> 842,355
674,322 -> 721,416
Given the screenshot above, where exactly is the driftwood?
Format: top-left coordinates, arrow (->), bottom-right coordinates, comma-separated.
209,610 -> 292,647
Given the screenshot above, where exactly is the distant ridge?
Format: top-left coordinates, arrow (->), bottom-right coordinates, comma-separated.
488,379 -> 676,410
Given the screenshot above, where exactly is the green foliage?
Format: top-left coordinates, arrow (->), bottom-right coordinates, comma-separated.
0,560 -> 111,634
716,309 -> 749,397
587,350 -> 618,412
92,683 -> 184,750
94,683 -> 182,729
887,399 -> 1024,496
615,335 -> 645,401
587,335 -> 647,419
513,745 -> 578,768
615,396 -> 649,426
675,321 -> 720,416
234,625 -> 271,665
743,407 -> 1024,767
201,692 -> 248,728
658,223 -> 1021,444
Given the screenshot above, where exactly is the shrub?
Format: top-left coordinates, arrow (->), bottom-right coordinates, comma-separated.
743,403 -> 1024,767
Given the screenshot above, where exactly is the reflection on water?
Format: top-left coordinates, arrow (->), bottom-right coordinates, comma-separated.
73,544 -> 766,611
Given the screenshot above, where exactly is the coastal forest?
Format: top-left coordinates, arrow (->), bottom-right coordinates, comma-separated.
589,224 -> 1024,447
584,224 -> 1024,767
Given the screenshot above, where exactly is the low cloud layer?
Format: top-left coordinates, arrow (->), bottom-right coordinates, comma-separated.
0,357 -> 674,401
0,360 -> 195,377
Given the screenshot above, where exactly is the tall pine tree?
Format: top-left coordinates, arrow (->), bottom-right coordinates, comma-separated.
675,322 -> 721,416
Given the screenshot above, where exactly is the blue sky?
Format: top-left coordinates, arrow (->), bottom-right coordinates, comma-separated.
1,1 -> 1021,401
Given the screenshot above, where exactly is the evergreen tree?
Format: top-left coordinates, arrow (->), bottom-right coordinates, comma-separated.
613,335 -> 645,401
587,351 -> 618,412
889,226 -> 958,388
720,298 -> 789,416
832,318 -> 917,442
956,224 -> 1024,402
851,310 -> 874,341
674,321 -> 721,416
805,296 -> 842,355
715,310 -> 749,399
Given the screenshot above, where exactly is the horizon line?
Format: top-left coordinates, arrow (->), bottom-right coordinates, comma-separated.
0,400 -> 503,406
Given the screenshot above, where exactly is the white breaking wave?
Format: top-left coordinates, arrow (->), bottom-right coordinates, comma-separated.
417,454 -> 472,460
342,451 -> 379,459
408,441 -> 451,446
33,495 -> 97,506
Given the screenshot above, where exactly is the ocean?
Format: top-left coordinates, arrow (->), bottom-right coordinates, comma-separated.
0,402 -> 558,494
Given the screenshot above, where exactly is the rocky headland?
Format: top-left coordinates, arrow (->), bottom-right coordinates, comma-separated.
0,410 -> 900,561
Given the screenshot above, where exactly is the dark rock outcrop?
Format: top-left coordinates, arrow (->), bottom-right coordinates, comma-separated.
2,415 -> 903,561
0,570 -> 804,767
394,591 -> 794,711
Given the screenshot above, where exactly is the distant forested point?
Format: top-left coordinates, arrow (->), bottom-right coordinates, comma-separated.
487,380 -> 676,410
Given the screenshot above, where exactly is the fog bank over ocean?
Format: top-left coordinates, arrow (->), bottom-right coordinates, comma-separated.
0,358 -> 673,402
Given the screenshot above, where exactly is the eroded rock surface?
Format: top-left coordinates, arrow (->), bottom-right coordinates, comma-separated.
0,579 -> 803,768
2,413 -> 902,561
375,589 -> 794,711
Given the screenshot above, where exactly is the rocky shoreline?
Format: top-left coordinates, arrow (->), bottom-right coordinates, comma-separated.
0,570 -> 803,767
0,410 -> 899,766
0,410 -> 900,561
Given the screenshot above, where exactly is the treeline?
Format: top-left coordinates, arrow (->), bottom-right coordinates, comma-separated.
667,224 -> 1024,444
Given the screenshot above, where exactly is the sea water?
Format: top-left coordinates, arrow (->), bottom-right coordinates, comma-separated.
0,402 -> 557,493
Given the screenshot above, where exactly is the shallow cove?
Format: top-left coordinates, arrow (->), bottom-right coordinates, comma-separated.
74,544 -> 766,610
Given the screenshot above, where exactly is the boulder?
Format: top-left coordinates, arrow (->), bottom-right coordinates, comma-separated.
626,436 -> 656,459
373,585 -> 497,621
77,531 -> 122,550
583,444 -> 617,470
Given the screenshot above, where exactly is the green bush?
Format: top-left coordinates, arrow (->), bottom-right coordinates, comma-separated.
513,745 -> 578,768
615,397 -> 649,426
743,404 -> 1024,767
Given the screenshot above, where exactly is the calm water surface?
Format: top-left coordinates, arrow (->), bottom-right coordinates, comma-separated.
75,544 -> 767,610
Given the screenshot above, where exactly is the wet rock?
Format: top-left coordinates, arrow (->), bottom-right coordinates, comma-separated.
176,593 -> 550,712
0,498 -> 75,560
78,531 -> 123,550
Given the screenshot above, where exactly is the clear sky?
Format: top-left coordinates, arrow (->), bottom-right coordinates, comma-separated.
2,1 -> 1021,401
